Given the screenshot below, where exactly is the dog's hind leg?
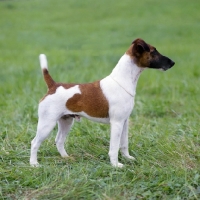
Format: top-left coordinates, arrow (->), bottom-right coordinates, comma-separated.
55,117 -> 74,158
120,119 -> 135,161
30,117 -> 57,166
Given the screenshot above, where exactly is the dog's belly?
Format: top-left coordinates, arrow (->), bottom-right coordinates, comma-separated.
66,111 -> 110,124
82,113 -> 110,124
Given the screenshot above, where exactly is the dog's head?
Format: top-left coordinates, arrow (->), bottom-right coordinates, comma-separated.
127,38 -> 175,71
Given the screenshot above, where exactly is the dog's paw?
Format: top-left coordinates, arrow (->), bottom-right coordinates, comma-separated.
117,162 -> 124,168
121,153 -> 136,161
112,162 -> 124,168
62,155 -> 75,161
125,155 -> 136,160
30,162 -> 40,167
61,154 -> 69,158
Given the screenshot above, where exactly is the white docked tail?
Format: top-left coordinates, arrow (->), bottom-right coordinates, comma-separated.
39,54 -> 55,89
39,54 -> 48,69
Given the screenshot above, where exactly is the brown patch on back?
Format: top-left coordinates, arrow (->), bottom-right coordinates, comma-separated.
40,79 -> 109,118
66,81 -> 109,118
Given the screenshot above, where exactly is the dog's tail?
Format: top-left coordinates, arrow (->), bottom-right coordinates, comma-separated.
39,54 -> 55,89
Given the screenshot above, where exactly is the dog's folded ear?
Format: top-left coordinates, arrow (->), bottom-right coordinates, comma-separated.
132,38 -> 150,57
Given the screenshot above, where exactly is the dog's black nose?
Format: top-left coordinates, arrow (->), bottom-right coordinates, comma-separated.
167,59 -> 175,69
170,60 -> 175,67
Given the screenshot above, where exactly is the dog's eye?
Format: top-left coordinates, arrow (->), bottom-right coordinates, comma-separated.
150,49 -> 158,56
150,51 -> 156,56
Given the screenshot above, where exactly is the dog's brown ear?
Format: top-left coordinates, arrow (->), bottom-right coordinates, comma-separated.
132,38 -> 150,57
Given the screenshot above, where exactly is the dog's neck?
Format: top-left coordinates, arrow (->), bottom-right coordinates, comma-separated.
110,53 -> 144,97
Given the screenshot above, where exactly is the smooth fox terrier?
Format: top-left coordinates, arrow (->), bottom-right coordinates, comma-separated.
30,38 -> 175,167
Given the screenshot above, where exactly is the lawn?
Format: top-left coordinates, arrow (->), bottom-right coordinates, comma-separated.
0,0 -> 200,199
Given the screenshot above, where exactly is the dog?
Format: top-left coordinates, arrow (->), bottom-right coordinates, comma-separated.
30,38 -> 175,167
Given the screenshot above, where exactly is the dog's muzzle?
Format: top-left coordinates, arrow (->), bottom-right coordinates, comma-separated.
162,59 -> 175,71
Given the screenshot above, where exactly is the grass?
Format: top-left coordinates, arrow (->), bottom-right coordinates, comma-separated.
0,0 -> 200,199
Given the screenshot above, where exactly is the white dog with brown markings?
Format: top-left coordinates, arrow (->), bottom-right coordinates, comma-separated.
30,38 -> 175,167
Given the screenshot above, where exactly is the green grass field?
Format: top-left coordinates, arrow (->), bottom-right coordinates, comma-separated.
0,0 -> 200,199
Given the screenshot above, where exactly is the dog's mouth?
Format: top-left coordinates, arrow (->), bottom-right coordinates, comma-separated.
149,58 -> 175,71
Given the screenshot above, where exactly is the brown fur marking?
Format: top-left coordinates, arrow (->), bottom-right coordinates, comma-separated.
40,81 -> 109,119
43,69 -> 55,89
40,83 -> 77,102
126,38 -> 156,68
66,81 -> 109,118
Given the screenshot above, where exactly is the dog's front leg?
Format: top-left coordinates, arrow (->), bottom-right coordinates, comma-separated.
120,119 -> 135,160
109,120 -> 125,167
